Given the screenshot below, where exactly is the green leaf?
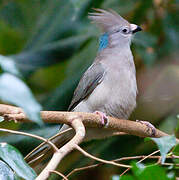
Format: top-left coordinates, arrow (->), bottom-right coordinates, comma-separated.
24,0 -> 76,49
0,160 -> 16,180
150,135 -> 176,164
172,144 -> 179,156
0,143 -> 37,180
14,34 -> 89,76
132,163 -> 175,180
0,55 -> 21,77
132,162 -> 145,177
176,115 -> 179,131
0,73 -> 43,125
43,71 -> 81,111
120,176 -> 134,180
172,144 -> 179,164
0,20 -> 25,54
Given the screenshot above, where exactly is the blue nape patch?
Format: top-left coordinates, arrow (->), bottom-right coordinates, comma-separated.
98,33 -> 109,51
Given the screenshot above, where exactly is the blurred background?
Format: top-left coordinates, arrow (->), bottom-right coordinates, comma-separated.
0,0 -> 179,179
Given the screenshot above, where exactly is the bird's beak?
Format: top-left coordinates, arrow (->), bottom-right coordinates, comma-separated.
130,24 -> 142,34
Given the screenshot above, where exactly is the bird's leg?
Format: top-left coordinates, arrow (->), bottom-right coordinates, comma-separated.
136,120 -> 156,136
94,111 -> 109,127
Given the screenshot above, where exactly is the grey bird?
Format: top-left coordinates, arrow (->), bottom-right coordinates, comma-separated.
25,9 -> 141,165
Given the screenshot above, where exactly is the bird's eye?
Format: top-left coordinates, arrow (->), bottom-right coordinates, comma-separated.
122,27 -> 129,34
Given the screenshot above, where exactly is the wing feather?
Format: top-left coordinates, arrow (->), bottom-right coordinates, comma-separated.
68,62 -> 105,111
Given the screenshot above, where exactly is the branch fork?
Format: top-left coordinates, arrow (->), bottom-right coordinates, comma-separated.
36,117 -> 85,180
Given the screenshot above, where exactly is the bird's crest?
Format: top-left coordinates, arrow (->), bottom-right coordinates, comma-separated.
88,8 -> 129,32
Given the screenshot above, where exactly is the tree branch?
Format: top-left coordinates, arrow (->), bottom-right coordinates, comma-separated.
0,104 -> 169,139
75,145 -> 131,168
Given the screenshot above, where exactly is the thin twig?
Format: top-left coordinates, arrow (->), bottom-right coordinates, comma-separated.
114,155 -> 161,162
27,154 -> 45,165
137,150 -> 160,163
157,156 -> 162,164
66,164 -> 99,179
75,145 -> 131,168
172,155 -> 179,159
0,128 -> 58,152
49,170 -> 68,180
120,150 -> 160,176
114,153 -> 179,162
161,163 -> 179,166
25,128 -> 72,161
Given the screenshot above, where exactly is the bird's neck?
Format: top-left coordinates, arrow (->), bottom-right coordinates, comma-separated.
98,33 -> 109,51
97,34 -> 134,67
98,33 -> 131,52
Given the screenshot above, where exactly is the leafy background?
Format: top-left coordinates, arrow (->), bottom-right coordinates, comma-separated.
0,0 -> 179,179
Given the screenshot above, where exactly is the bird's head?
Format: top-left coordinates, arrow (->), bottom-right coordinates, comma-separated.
88,9 -> 142,51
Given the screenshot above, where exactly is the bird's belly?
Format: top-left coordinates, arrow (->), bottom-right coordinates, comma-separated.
86,73 -> 137,119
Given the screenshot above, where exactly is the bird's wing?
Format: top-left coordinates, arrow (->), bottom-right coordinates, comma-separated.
68,62 -> 106,111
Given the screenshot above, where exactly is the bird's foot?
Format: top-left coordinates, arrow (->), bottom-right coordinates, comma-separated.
95,111 -> 109,127
136,120 -> 156,136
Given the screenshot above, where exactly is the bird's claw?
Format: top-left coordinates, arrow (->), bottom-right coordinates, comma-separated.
136,120 -> 156,136
95,111 -> 109,127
